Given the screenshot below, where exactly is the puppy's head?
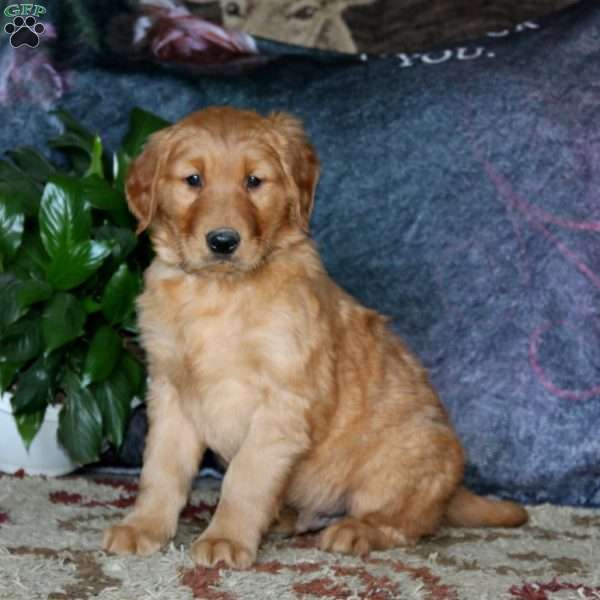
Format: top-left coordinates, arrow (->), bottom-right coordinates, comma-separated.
126,107 -> 319,274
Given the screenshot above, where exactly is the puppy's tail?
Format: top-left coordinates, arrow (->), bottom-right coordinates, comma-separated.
445,487 -> 528,528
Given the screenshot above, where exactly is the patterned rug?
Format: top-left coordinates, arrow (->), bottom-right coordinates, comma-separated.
1,473 -> 600,600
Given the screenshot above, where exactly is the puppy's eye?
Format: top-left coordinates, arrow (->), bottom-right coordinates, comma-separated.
246,175 -> 262,190
186,174 -> 202,187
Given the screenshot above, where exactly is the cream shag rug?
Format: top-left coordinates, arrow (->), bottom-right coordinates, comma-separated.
1,473 -> 599,600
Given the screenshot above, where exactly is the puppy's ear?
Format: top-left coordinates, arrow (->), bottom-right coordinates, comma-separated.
269,112 -> 320,233
125,129 -> 171,234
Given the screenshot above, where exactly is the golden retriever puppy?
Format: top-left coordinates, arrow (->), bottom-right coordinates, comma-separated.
103,107 -> 527,568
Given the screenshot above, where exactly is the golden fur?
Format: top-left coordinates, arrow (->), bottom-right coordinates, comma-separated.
103,107 -> 527,568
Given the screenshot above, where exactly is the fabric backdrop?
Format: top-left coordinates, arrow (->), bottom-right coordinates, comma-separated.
2,0 -> 600,506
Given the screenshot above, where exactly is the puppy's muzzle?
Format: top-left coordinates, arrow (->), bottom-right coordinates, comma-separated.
206,228 -> 241,256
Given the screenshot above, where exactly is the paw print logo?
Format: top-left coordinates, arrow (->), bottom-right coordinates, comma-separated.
4,15 -> 45,48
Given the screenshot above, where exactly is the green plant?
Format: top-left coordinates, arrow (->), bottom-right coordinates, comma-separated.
0,107 -> 169,464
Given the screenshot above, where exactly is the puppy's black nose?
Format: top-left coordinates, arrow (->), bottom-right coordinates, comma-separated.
206,228 -> 240,255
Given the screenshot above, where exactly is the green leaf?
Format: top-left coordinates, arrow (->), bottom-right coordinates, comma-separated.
0,194 -> 24,267
94,225 -> 137,262
60,368 -> 80,395
17,278 -> 53,309
82,176 -> 124,212
0,159 -> 24,181
0,316 -> 43,363
39,175 -> 90,258
0,160 -> 43,217
42,293 -> 86,353
61,344 -> 86,384
120,351 -> 144,397
83,297 -> 101,313
39,176 -> 111,289
122,108 -> 170,159
58,376 -> 103,464
10,352 -> 62,415
5,147 -> 56,183
54,146 -> 90,176
45,239 -> 111,290
49,110 -> 96,156
112,150 -> 131,192
12,369 -> 50,415
82,176 -> 131,226
94,353 -> 142,448
48,110 -> 97,176
10,229 -> 49,280
0,274 -> 52,330
0,274 -> 22,329
81,325 -> 122,386
0,360 -> 20,392
94,362 -> 132,447
14,408 -> 46,450
85,136 -> 104,178
52,110 -> 95,141
101,264 -> 141,325
48,132 -> 92,154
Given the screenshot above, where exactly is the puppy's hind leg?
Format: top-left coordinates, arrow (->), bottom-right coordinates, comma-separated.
319,428 -> 463,556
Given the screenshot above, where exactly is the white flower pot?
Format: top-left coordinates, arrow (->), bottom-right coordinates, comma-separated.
0,393 -> 79,476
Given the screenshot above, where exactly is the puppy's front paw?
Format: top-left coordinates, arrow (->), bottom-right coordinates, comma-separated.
103,523 -> 166,556
190,536 -> 255,569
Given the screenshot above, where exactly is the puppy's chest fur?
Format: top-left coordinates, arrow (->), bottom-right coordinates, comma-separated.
139,262 -> 313,461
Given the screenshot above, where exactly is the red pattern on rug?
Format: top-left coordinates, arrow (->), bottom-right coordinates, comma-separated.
293,577 -> 352,598
253,560 -> 321,574
366,558 -> 458,600
510,578 -> 600,599
48,481 -> 217,519
49,490 -> 137,509
92,478 -> 139,493
181,556 -> 458,599
181,566 -> 236,600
